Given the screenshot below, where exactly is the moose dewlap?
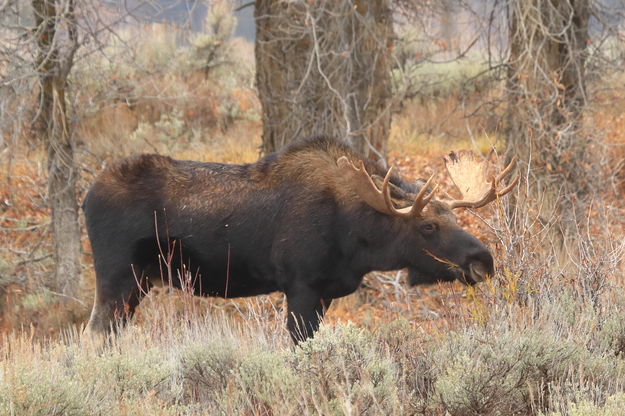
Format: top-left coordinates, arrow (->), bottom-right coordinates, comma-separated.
83,136 -> 517,343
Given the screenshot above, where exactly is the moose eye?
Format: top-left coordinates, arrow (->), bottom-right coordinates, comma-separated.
420,223 -> 437,235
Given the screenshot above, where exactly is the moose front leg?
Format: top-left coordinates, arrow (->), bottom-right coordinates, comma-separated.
286,287 -> 332,344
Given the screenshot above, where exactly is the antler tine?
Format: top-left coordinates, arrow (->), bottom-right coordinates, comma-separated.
495,156 -> 517,184
381,166 -> 402,215
358,160 -> 380,192
447,188 -> 494,210
398,174 -> 438,216
337,156 -> 394,215
496,174 -> 520,197
384,169 -> 438,216
485,156 -> 519,203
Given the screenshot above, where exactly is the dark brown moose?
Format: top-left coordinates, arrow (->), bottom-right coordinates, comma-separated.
83,136 -> 517,343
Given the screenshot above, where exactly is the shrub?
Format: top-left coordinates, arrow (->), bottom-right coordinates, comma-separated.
186,0 -> 237,76
432,331 -> 574,415
428,328 -> 625,416
595,314 -> 625,357
224,350 -> 301,415
179,340 -> 241,404
75,346 -> 175,402
0,362 -> 105,416
542,393 -> 625,416
292,324 -> 399,415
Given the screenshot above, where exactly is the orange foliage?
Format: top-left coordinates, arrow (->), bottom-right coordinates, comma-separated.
230,88 -> 260,114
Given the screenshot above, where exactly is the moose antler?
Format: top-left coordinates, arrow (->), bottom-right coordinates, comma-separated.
337,156 -> 438,217
443,150 -> 518,210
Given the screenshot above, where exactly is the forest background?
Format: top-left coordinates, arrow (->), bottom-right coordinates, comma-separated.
1,1 -> 625,415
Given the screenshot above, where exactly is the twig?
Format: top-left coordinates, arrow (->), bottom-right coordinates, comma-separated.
234,1 -> 255,12
46,289 -> 86,307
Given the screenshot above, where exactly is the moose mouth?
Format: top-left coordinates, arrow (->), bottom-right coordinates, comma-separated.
407,262 -> 489,287
466,262 -> 490,284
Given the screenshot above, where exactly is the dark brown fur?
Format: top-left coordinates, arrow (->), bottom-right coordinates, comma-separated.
84,136 -> 494,342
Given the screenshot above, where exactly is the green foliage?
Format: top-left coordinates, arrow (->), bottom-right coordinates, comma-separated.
75,346 -> 175,401
428,328 -> 625,416
0,362 -> 104,416
2,312 -> 625,416
224,350 -> 300,414
595,314 -> 625,357
16,289 -> 56,311
392,26 -> 492,99
178,324 -> 401,415
292,324 -> 399,415
186,0 -> 237,75
393,58 -> 490,100
543,394 -> 625,416
179,340 -> 241,404
432,331 -> 578,415
130,110 -> 188,146
0,257 -> 11,280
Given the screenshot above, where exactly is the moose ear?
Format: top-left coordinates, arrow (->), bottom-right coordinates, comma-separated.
371,174 -> 410,201
414,178 -> 427,188
413,177 -> 431,191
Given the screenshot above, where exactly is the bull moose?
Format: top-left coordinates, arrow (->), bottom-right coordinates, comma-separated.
84,136 -> 517,342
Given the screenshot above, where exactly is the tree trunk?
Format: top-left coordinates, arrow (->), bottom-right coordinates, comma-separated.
46,82 -> 81,298
254,0 -> 393,160
506,0 -> 591,236
33,0 -> 81,297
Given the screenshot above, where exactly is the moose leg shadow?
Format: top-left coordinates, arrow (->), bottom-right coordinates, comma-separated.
286,287 -> 332,344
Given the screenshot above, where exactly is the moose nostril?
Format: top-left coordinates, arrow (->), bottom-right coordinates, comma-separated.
466,251 -> 494,283
469,262 -> 489,282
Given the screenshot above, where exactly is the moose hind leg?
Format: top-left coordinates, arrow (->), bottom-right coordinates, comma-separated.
86,264 -> 150,334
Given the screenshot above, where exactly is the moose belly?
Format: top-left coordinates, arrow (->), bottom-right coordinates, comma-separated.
195,264 -> 280,298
